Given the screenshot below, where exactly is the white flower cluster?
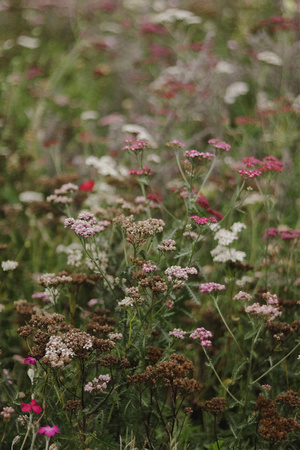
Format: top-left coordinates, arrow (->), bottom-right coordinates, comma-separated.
38,273 -> 72,287
84,374 -> 111,393
210,222 -> 247,263
43,336 -> 75,369
86,155 -> 128,178
164,265 -> 198,281
19,191 -> 43,203
1,260 -> 18,271
158,239 -> 176,252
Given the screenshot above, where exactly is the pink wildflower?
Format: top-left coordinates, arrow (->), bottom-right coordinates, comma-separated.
245,302 -> 281,321
38,425 -> 59,437
238,169 -> 263,179
190,327 -> 213,346
165,139 -> 186,148
262,292 -> 279,305
169,328 -> 187,339
199,282 -> 226,293
129,166 -> 152,176
1,406 -> 15,421
121,140 -> 149,151
233,291 -> 253,301
20,399 -> 42,414
184,149 -> 216,160
208,138 -> 231,152
165,299 -> 174,308
24,357 -> 36,365
142,263 -> 158,273
190,215 -> 217,225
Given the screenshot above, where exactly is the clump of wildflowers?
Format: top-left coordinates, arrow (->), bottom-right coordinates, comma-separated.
121,139 -> 150,151
1,407 -> 15,421
157,239 -> 176,252
164,265 -> 198,281
190,215 -> 218,225
64,212 -> 98,238
233,291 -> 253,301
245,303 -> 282,321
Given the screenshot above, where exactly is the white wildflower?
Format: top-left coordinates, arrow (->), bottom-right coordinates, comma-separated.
224,82 -> 249,105
2,260 -> 18,271
257,51 -> 282,66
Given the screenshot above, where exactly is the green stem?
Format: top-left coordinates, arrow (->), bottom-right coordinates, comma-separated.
213,296 -> 245,356
251,341 -> 300,385
203,347 -> 242,405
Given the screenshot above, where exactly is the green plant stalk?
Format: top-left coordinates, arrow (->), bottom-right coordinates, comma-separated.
213,296 -> 245,356
251,341 -> 300,385
202,347 -> 242,405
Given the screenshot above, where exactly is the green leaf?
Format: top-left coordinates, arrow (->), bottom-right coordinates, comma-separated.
231,357 -> 248,383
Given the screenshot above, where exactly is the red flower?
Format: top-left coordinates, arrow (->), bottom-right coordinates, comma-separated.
79,180 -> 95,192
20,399 -> 42,414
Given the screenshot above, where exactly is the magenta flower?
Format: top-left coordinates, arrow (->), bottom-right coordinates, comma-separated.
38,425 -> 59,437
20,399 -> 42,414
199,282 -> 226,293
24,357 -> 36,365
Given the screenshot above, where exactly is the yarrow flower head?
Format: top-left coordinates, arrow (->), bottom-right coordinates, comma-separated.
84,374 -> 111,393
164,265 -> 198,281
129,166 -> 152,176
233,291 -> 253,301
262,291 -> 279,305
190,327 -> 213,346
142,263 -> 158,273
169,328 -> 187,339
20,399 -> 42,414
157,239 -> 176,252
38,425 -> 59,437
1,407 -> 15,421
245,302 -> 282,321
199,282 -> 226,293
64,212 -> 97,238
121,139 -> 150,151
190,216 -> 217,225
184,149 -> 216,160
165,139 -> 185,149
208,138 -> 231,152
2,260 -> 18,271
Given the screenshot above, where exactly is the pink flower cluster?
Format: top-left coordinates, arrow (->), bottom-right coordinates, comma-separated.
233,291 -> 253,301
142,263 -> 158,272
129,166 -> 152,176
184,149 -> 216,160
166,139 -> 186,148
262,292 -> 279,305
121,139 -> 149,151
245,303 -> 282,321
1,406 -> 15,420
190,327 -> 213,346
169,328 -> 187,339
84,374 -> 111,393
164,265 -> 198,281
264,227 -> 300,241
64,212 -> 97,238
237,156 -> 284,179
190,215 -> 217,225
208,138 -> 231,152
199,282 -> 226,293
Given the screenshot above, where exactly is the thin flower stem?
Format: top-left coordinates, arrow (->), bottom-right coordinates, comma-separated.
174,149 -> 190,188
213,296 -> 245,356
251,341 -> 300,385
203,347 -> 242,405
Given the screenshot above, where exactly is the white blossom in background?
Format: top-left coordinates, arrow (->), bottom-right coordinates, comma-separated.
122,124 -> 156,147
210,222 -> 247,263
80,110 -> 99,120
215,61 -> 236,74
224,82 -> 249,104
85,155 -> 128,178
257,51 -> 282,66
17,36 -> 40,49
2,260 -> 18,271
151,8 -> 202,25
19,191 -> 43,202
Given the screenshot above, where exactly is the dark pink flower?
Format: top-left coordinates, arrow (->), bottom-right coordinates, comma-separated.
24,357 -> 36,365
38,425 -> 59,437
20,399 -> 42,414
79,180 -> 95,191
